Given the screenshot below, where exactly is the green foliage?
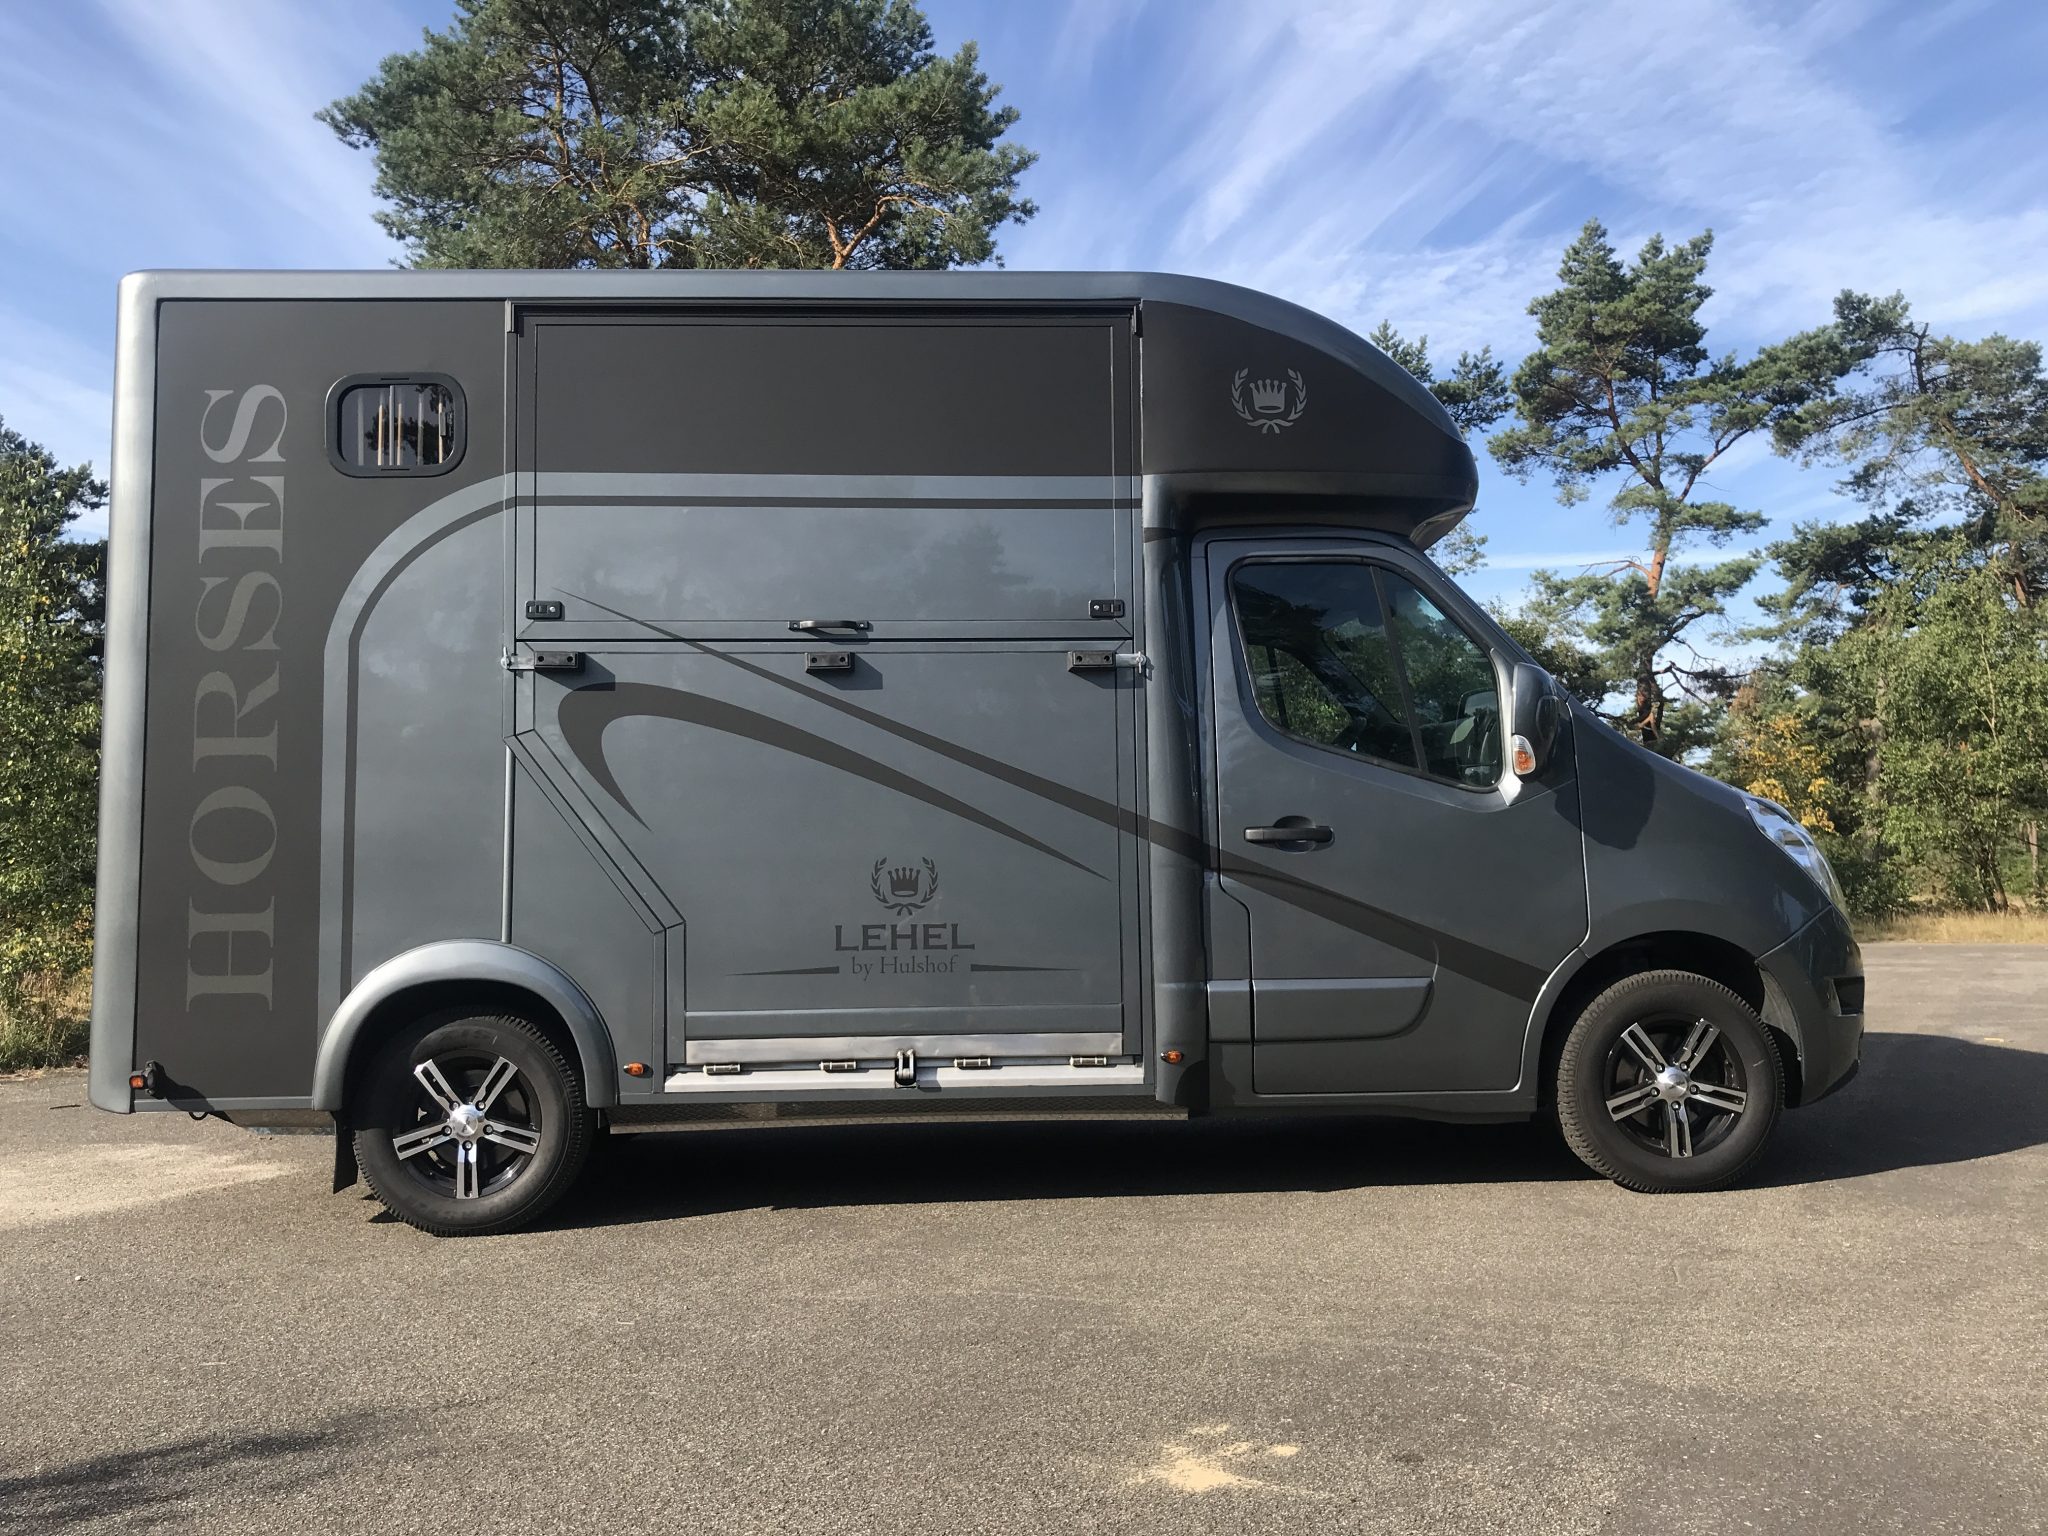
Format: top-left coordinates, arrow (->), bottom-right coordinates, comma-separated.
0,419 -> 103,1068
1368,320 -> 1512,576
1844,543 -> 2048,910
1488,220 -> 1858,751
1743,293 -> 2048,910
323,0 -> 1035,270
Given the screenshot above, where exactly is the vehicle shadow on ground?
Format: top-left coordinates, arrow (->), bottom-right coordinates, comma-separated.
1754,1029 -> 2048,1187
0,1415 -> 376,1534
548,1030 -> 2047,1230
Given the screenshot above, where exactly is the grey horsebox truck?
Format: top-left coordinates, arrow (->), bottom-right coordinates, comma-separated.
89,268 -> 1865,1235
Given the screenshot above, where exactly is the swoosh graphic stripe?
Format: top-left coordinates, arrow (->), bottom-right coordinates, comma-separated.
557,593 -> 1545,1000
555,682 -> 1104,882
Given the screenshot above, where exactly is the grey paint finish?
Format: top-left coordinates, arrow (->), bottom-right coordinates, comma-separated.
345,513 -> 506,986
318,477 -> 516,1023
537,501 -> 1123,628
506,758 -> 663,1086
134,298 -> 507,1103
310,939 -> 619,1111
535,646 -> 1139,1051
98,270 -> 1858,1139
1573,710 -> 1828,958
529,316 -> 1125,476
1200,533 -> 1590,1097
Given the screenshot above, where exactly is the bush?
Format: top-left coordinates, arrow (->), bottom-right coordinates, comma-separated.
0,971 -> 90,1072
0,418 -> 105,1058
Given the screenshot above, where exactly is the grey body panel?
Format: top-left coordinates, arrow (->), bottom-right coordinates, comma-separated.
91,266 -> 1852,1135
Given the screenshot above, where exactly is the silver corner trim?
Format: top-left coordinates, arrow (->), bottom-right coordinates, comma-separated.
88,271 -> 164,1112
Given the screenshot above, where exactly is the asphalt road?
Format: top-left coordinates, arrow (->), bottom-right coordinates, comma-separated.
2,943 -> 2044,1534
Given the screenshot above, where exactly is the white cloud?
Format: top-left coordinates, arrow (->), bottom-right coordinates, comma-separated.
1010,0 -> 2048,357
85,0 -> 404,267
1480,548 -> 1644,572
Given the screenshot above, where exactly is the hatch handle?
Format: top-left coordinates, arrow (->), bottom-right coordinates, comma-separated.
789,618 -> 872,633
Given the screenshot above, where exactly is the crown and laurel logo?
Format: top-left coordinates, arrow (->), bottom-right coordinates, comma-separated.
871,856 -> 940,916
1230,367 -> 1309,433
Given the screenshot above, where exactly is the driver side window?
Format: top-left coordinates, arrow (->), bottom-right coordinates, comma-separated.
1230,558 -> 1503,787
1230,560 -> 1416,769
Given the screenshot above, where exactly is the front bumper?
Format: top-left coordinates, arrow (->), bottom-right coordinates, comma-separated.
1758,903 -> 1865,1105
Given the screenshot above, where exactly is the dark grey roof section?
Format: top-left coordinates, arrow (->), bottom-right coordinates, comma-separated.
120,268 -> 1461,437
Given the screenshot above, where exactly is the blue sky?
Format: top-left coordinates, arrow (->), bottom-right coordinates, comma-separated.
4,0 -> 2046,645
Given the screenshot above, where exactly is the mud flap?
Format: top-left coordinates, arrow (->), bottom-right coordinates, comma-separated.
331,1119 -> 359,1193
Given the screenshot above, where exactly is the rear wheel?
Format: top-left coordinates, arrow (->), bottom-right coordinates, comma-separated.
1556,970 -> 1783,1193
354,1011 -> 596,1236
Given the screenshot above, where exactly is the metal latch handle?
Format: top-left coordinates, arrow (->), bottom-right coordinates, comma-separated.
789,618 -> 871,633
1068,650 -> 1149,673
504,650 -> 582,674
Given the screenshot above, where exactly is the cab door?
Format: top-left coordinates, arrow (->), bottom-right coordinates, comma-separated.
1202,535 -> 1587,1095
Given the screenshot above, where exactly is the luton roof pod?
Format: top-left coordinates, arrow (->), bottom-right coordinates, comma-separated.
94,267 -> 1861,1237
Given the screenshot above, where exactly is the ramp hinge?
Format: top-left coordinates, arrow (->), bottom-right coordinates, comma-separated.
1069,1055 -> 1114,1068
893,1048 -> 918,1087
703,1062 -> 743,1076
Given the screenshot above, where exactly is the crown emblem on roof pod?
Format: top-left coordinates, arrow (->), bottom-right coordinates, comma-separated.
1231,368 -> 1309,433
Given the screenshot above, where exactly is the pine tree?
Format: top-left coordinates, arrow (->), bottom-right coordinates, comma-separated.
322,0 -> 1036,270
1488,220 -> 1857,751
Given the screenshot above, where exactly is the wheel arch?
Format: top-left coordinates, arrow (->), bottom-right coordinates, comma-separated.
1525,929 -> 1804,1107
312,941 -> 620,1112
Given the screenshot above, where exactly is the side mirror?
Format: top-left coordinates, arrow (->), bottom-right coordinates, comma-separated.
1508,661 -> 1563,776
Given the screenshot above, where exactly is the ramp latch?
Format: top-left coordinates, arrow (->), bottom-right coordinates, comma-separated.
504,649 -> 583,674
893,1049 -> 918,1088
1068,650 -> 1147,673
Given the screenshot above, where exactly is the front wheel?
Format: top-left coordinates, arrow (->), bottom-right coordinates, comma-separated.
354,1011 -> 596,1236
1556,970 -> 1783,1193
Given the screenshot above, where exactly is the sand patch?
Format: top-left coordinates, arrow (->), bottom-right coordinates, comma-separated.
0,1143 -> 292,1232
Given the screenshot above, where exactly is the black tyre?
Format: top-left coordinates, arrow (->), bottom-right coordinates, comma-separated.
354,1011 -> 596,1236
1556,970 -> 1783,1193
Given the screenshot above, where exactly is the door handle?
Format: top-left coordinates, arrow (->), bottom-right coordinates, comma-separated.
788,618 -> 871,633
1244,822 -> 1333,846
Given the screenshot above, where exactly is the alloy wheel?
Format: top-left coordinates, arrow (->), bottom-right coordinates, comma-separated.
1600,1016 -> 1751,1160
391,1053 -> 543,1200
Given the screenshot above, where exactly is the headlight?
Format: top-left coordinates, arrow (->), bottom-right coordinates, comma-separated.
1744,795 -> 1846,910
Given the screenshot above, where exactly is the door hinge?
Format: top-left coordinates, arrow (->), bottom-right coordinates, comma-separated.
1068,650 -> 1148,674
503,649 -> 583,674
893,1048 -> 918,1087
